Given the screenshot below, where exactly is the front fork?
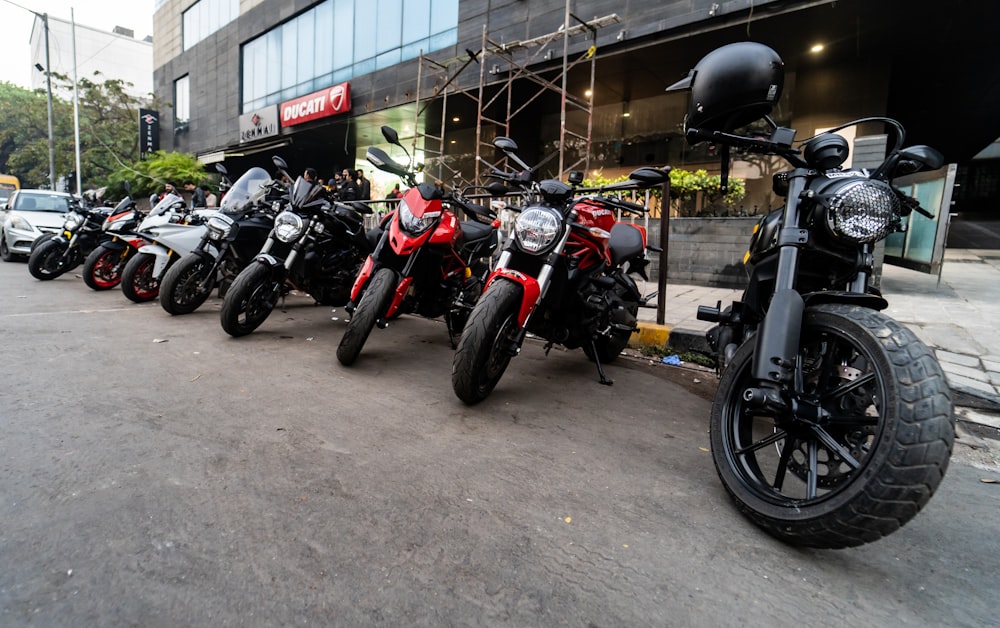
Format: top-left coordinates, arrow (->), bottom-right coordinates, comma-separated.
747,170 -> 812,406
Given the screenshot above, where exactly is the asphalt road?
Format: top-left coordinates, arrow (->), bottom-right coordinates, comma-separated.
1,257 -> 998,627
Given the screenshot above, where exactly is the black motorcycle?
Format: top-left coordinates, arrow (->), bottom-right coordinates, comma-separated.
27,198 -> 111,280
159,166 -> 280,315
220,156 -> 373,337
669,42 -> 953,548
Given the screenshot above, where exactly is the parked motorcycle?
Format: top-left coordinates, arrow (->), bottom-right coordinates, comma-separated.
451,135 -> 667,403
28,200 -> 113,280
335,126 -> 501,366
81,186 -> 145,291
159,166 -> 280,315
219,156 -> 371,337
666,42 -> 954,548
119,193 -> 214,303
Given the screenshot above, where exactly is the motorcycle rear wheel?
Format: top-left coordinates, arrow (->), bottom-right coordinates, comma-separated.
220,262 -> 279,337
28,238 -> 71,280
160,253 -> 215,315
121,253 -> 160,303
336,267 -> 396,366
710,304 -> 953,548
83,245 -> 125,290
451,280 -> 522,405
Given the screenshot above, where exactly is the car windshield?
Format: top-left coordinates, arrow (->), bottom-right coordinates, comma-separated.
14,193 -> 70,212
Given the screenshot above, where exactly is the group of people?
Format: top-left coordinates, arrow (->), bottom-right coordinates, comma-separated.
158,181 -> 218,209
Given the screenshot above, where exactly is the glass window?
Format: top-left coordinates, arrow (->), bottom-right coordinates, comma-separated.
183,0 -> 238,50
175,75 -> 190,123
240,0 -> 458,111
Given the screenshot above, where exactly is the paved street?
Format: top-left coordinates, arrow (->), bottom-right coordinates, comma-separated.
1,258 -> 999,626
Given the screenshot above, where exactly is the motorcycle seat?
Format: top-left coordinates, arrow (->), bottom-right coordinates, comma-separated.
609,223 -> 645,267
459,219 -> 494,245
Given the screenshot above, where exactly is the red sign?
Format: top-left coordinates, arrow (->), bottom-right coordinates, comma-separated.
279,82 -> 351,127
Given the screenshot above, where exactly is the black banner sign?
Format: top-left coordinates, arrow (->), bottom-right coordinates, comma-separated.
139,108 -> 160,159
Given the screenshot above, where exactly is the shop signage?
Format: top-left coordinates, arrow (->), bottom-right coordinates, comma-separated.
279,82 -> 351,127
138,108 -> 159,159
239,105 -> 279,143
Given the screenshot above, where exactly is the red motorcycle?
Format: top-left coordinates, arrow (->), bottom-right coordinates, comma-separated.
336,125 -> 500,366
81,185 -> 144,291
452,136 -> 668,404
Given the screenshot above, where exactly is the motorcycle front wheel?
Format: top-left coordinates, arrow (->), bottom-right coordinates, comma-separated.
83,244 -> 126,290
121,253 -> 160,302
711,303 -> 953,549
28,238 -> 71,280
220,262 -> 280,337
160,253 -> 216,315
451,280 -> 522,405
336,267 -> 396,366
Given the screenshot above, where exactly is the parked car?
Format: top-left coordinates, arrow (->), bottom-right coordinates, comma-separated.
1,189 -> 78,261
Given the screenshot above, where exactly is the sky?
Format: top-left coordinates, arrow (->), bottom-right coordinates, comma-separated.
0,0 -> 154,89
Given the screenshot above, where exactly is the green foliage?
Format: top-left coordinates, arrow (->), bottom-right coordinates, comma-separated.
104,150 -> 207,200
583,167 -> 746,216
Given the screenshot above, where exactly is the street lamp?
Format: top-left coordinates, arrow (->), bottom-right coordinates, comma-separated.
3,0 -> 57,190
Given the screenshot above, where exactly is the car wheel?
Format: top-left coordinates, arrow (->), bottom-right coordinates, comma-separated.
0,231 -> 15,262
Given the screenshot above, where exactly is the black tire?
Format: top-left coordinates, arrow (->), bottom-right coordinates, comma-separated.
83,245 -> 125,290
710,303 -> 953,549
160,253 -> 215,315
30,232 -> 57,253
27,238 -> 71,280
451,280 -> 523,405
219,262 -> 280,337
583,299 -> 639,363
1,231 -> 18,261
121,253 -> 160,303
336,267 -> 396,366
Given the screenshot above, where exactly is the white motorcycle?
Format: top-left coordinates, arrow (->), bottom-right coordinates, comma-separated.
119,193 -> 216,303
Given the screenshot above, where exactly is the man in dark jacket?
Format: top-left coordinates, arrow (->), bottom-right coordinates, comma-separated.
184,180 -> 207,208
356,169 -> 371,201
338,169 -> 359,202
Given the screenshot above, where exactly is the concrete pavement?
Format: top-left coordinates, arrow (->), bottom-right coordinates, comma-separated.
635,247 -> 1000,428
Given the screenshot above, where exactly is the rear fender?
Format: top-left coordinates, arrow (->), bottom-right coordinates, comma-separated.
485,268 -> 540,327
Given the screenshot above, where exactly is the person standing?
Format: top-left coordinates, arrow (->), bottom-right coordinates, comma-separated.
339,169 -> 359,201
203,185 -> 218,208
184,180 -> 207,208
356,169 -> 371,201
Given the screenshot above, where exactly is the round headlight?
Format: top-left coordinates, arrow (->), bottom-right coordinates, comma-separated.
823,179 -> 900,243
207,214 -> 234,240
273,211 -> 304,243
398,199 -> 440,235
63,214 -> 84,231
514,207 -> 562,254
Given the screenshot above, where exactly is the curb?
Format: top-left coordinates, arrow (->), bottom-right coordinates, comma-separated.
629,321 -> 672,350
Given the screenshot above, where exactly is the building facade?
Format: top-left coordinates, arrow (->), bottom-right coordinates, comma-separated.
151,0 -> 1000,214
31,15 -> 153,100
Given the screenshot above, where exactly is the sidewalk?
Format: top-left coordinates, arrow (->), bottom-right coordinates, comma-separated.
635,248 -> 1000,418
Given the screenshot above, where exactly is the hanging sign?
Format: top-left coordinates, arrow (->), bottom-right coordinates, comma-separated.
279,82 -> 351,127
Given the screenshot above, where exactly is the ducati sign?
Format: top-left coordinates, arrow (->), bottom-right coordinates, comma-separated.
279,82 -> 351,127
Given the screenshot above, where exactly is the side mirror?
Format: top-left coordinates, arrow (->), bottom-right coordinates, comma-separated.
897,145 -> 944,171
381,125 -> 400,146
628,167 -> 672,187
366,147 -> 407,178
485,181 -> 510,196
215,163 -> 229,176
493,136 -> 518,154
272,156 -> 288,170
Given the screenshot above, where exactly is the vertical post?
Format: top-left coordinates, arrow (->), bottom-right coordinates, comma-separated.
558,0 -> 570,176
656,179 -> 670,325
71,9 -> 82,195
42,13 -> 56,191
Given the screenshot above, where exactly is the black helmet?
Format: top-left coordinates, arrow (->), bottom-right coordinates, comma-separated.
667,42 -> 784,135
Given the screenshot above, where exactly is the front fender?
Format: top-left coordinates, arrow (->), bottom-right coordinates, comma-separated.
137,243 -> 173,278
802,290 -> 888,311
485,268 -> 541,327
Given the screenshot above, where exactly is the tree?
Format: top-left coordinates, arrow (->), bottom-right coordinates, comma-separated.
103,150 -> 207,201
0,81 -> 74,188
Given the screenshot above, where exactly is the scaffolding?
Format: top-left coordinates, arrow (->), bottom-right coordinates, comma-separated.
412,5 -> 620,187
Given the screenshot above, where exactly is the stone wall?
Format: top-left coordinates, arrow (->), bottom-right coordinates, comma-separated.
643,216 -> 758,289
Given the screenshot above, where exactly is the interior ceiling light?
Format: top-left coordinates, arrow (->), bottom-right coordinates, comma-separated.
452,116 -> 460,122
810,43 -> 825,53
584,89 -> 593,98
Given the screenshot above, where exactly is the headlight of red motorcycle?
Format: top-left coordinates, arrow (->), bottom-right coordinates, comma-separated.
398,199 -> 439,235
514,206 -> 562,254
821,178 -> 900,244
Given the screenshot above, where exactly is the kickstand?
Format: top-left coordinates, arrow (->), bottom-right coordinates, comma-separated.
280,293 -> 287,313
588,339 -> 614,386
446,316 -> 458,350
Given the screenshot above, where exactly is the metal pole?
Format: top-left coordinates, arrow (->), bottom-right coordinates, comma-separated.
656,179 -> 670,325
42,13 -> 56,191
558,0 -> 570,177
72,9 -> 82,195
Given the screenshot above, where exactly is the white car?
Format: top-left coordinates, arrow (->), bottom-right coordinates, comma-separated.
1,189 -> 78,261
